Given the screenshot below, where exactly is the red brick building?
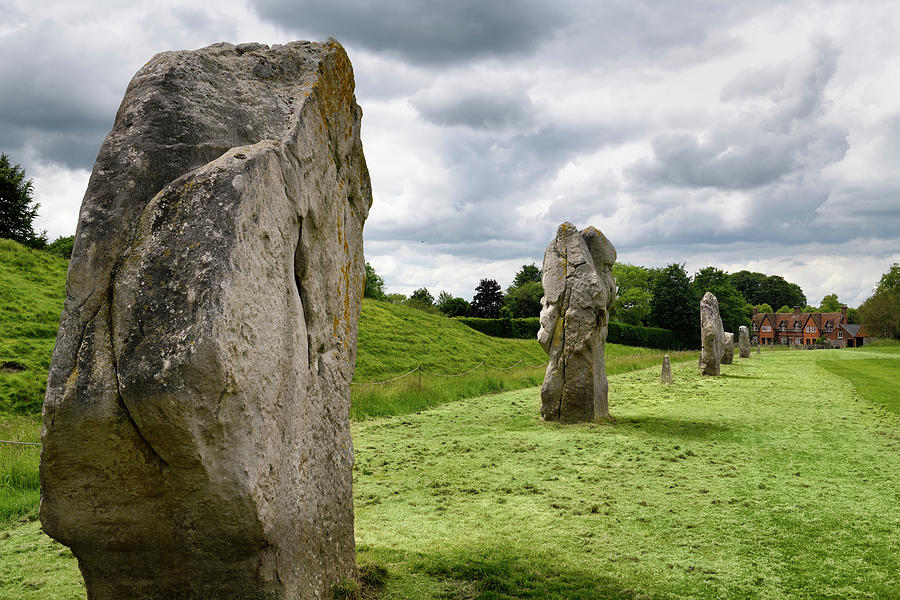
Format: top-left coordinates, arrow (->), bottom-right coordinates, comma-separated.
751,306 -> 868,348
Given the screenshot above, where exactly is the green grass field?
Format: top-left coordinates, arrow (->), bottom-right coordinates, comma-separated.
2,346 -> 898,599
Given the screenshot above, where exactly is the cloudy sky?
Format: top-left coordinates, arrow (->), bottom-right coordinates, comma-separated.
2,0 -> 898,306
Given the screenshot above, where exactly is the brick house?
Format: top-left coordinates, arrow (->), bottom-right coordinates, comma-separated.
751,305 -> 868,348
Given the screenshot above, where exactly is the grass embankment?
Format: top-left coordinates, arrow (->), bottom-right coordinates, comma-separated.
352,299 -> 696,418
0,239 -> 66,414
3,346 -> 899,599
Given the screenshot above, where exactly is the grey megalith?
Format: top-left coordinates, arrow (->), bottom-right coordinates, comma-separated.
699,292 -> 725,376
538,222 -> 617,422
40,40 -> 371,599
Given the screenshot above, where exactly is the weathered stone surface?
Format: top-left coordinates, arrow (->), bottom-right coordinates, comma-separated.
660,354 -> 673,385
722,332 -> 735,364
40,40 -> 371,599
699,292 -> 725,375
757,342 -> 761,354
538,222 -> 616,422
739,325 -> 751,358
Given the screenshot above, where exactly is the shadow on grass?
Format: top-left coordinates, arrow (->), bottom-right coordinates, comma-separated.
408,545 -> 642,600
614,415 -> 735,441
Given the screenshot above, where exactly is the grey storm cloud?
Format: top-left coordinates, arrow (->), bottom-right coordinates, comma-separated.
249,0 -> 565,66
411,87 -> 536,130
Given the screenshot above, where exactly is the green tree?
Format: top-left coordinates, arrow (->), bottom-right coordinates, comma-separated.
0,153 -> 46,248
775,305 -> 791,314
649,263 -> 698,342
385,293 -> 406,304
363,262 -> 387,300
730,270 -> 767,305
504,281 -> 543,318
439,296 -> 470,317
859,263 -> 900,339
407,287 -> 435,311
692,266 -> 752,334
470,278 -> 504,318
818,293 -> 842,312
511,263 -> 541,288
759,275 -> 806,310
612,263 -> 656,326
46,234 -> 75,259
754,303 -> 774,314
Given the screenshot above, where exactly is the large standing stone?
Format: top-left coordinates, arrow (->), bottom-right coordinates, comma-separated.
537,222 -> 616,422
699,292 -> 725,375
739,325 -> 751,358
40,40 -> 371,599
722,332 -> 735,364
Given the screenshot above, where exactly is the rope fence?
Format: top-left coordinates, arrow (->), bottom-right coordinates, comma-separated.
351,358 -> 547,386
1,440 -> 41,446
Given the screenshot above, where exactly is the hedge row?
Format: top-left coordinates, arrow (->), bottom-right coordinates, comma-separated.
456,316 -> 694,350
454,317 -> 540,339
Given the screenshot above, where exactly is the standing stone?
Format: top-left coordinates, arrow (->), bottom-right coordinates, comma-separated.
40,40 -> 371,600
722,332 -> 735,364
739,325 -> 751,358
699,292 -> 725,375
757,342 -> 761,355
537,222 -> 616,422
660,354 -> 673,385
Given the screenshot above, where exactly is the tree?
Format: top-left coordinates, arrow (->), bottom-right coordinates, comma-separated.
649,263 -> 698,342
775,305 -> 792,314
754,303 -> 774,314
758,275 -> 806,311
363,262 -> 386,300
407,287 -> 435,311
0,153 -> 46,248
511,263 -> 541,288
439,296 -> 470,317
858,263 -> 900,339
504,280 -> 543,318
730,270 -> 768,305
470,278 -> 504,318
612,263 -> 656,326
385,293 -> 406,304
819,293 -> 842,313
46,235 -> 74,259
692,266 -> 752,334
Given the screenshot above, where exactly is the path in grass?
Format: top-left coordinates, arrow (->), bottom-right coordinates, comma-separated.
351,348 -> 899,599
2,348 -> 898,599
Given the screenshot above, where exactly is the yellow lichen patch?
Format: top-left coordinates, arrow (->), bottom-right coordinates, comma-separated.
552,317 -> 564,349
65,366 -> 79,390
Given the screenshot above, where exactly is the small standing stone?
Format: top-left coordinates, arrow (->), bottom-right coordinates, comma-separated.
739,325 -> 751,358
757,343 -> 761,355
660,354 -> 673,385
722,332 -> 735,364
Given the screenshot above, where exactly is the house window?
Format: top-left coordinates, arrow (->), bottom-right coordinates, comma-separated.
806,325 -> 816,333
838,331 -> 843,339
752,323 -> 758,331
793,322 -> 801,331
761,325 -> 771,332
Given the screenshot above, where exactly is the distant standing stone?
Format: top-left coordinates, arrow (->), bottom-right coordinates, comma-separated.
757,342 -> 761,354
722,332 -> 735,364
538,222 -> 616,422
41,40 -> 370,599
699,292 -> 725,375
739,325 -> 751,358
660,354 -> 673,385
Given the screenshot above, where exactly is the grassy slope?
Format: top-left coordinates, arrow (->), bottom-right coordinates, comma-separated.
0,239 -> 67,414
3,347 -> 898,599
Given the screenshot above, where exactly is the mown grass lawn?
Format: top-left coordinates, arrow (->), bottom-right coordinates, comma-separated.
2,346 -> 898,599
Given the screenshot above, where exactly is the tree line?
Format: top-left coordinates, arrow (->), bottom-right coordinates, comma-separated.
364,258 -> 877,343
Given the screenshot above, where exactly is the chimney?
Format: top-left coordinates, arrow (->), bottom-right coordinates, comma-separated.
793,306 -> 801,317
752,306 -> 758,317
841,305 -> 847,323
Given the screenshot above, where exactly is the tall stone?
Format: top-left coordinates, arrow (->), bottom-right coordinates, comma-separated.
699,292 -> 725,375
722,332 -> 735,364
537,222 -> 616,422
40,40 -> 371,599
739,325 -> 751,358
660,354 -> 673,385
